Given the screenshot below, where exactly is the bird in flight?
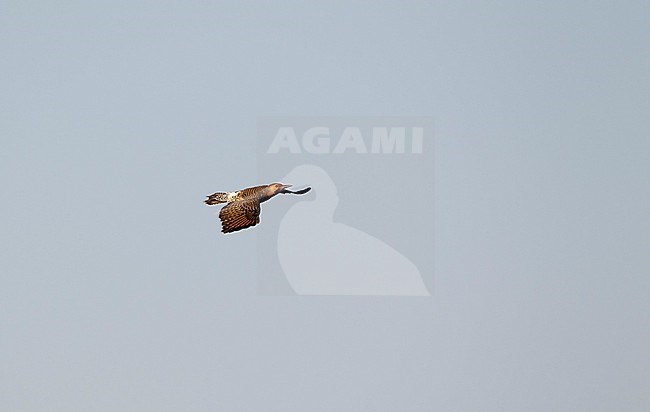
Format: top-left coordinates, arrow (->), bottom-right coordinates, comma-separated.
204,183 -> 311,234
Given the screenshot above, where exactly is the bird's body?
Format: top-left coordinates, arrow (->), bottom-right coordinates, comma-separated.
204,183 -> 311,234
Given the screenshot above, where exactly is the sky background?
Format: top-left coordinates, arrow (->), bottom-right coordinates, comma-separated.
1,1 -> 648,411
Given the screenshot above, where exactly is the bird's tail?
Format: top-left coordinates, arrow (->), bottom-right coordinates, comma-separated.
204,192 -> 228,205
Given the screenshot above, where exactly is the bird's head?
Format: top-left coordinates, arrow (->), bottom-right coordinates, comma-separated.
270,182 -> 292,194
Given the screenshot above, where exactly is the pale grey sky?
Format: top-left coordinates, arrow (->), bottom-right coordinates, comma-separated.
1,1 -> 648,411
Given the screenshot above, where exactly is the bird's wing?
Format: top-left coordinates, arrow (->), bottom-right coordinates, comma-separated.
237,185 -> 268,199
218,198 -> 261,233
281,186 -> 312,195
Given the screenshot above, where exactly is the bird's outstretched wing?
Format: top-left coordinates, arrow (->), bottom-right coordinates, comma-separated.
281,186 -> 312,195
218,198 -> 261,233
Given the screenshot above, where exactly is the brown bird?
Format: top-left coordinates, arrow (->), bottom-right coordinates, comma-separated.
204,183 -> 311,234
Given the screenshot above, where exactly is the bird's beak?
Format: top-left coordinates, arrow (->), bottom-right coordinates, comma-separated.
282,184 -> 292,189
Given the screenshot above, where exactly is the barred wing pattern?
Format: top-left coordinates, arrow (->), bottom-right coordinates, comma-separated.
218,198 -> 261,233
235,185 -> 268,201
